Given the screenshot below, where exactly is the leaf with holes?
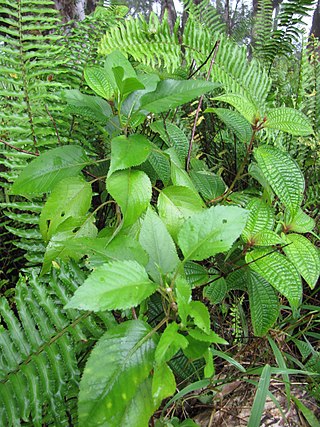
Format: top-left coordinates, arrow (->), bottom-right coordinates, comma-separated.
213,93 -> 258,124
78,320 -> 158,427
39,176 -> 92,242
254,146 -> 305,218
11,146 -> 89,195
264,108 -> 313,136
157,185 -> 205,240
246,249 -> 302,309
139,208 -> 179,283
178,206 -> 248,261
108,134 -> 152,176
65,260 -> 157,311
247,270 -> 279,336
283,234 -> 320,289
107,170 -> 152,226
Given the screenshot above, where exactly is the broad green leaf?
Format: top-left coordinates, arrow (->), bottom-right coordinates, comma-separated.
109,134 -> 152,176
148,149 -> 171,185
175,277 -> 192,325
104,50 -> 137,90
157,185 -> 205,241
183,336 -> 210,359
241,198 -> 274,242
78,320 -> 157,427
84,66 -> 114,100
152,363 -> 176,405
205,107 -> 252,143
63,89 -> 113,122
65,260 -> 156,311
122,73 -> 160,116
184,261 -> 209,287
246,248 -> 302,309
41,215 -> 97,274
226,269 -> 248,291
247,270 -> 279,336
189,301 -> 210,334
213,93 -> 258,124
252,230 -> 284,246
139,79 -> 218,113
188,328 -> 228,344
150,121 -> 189,161
292,396 -> 320,427
189,169 -> 226,201
247,364 -> 271,427
155,322 -> 188,364
11,146 -> 89,195
203,277 -> 227,304
178,205 -> 248,261
58,234 -> 148,268
112,66 -> 145,96
139,208 -> 179,283
39,176 -> 92,242
283,233 -> 320,289
284,208 -> 315,233
264,107 -> 313,136
254,146 -> 305,218
107,169 -> 152,226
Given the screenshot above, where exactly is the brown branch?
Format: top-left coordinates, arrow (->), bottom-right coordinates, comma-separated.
186,40 -> 220,172
0,138 -> 39,156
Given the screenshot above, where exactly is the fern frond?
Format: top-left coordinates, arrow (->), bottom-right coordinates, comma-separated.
0,262 -> 114,426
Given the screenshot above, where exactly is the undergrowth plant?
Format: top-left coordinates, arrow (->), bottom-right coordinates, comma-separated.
1,2 -> 320,426
9,46 -> 320,426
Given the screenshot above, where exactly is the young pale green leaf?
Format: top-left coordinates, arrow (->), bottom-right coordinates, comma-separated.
203,277 -> 227,304
264,107 -> 313,136
84,66 -> 114,100
109,134 -> 152,176
150,121 -> 189,161
284,208 -> 315,233
39,176 -> 92,242
157,185 -> 205,241
184,261 -> 209,287
122,73 -> 160,116
283,233 -> 320,289
247,364 -> 271,427
254,146 -> 305,218
155,322 -> 188,364
241,198 -> 274,242
152,363 -> 176,405
78,320 -> 158,427
11,146 -> 89,195
246,249 -> 302,309
104,50 -> 137,90
107,169 -> 152,226
178,205 -> 248,261
175,277 -> 192,325
112,66 -> 145,97
188,328 -> 228,344
183,336 -> 210,359
247,270 -> 279,336
63,89 -> 113,122
139,79 -> 219,113
139,208 -> 180,283
170,161 -> 199,194
189,301 -> 211,334
213,93 -> 258,124
65,260 -> 157,311
203,349 -> 215,378
205,107 -> 252,143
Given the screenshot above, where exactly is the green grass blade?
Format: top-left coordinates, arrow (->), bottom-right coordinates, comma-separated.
247,364 -> 271,427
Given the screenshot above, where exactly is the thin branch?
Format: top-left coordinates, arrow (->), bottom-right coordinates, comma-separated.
188,40 -> 220,80
186,40 -> 220,172
45,104 -> 61,145
0,138 -> 39,156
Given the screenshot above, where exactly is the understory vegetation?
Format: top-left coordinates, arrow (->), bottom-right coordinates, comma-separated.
0,0 -> 319,426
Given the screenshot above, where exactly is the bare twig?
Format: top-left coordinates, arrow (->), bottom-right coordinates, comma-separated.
186,40 -> 220,172
0,138 -> 39,156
